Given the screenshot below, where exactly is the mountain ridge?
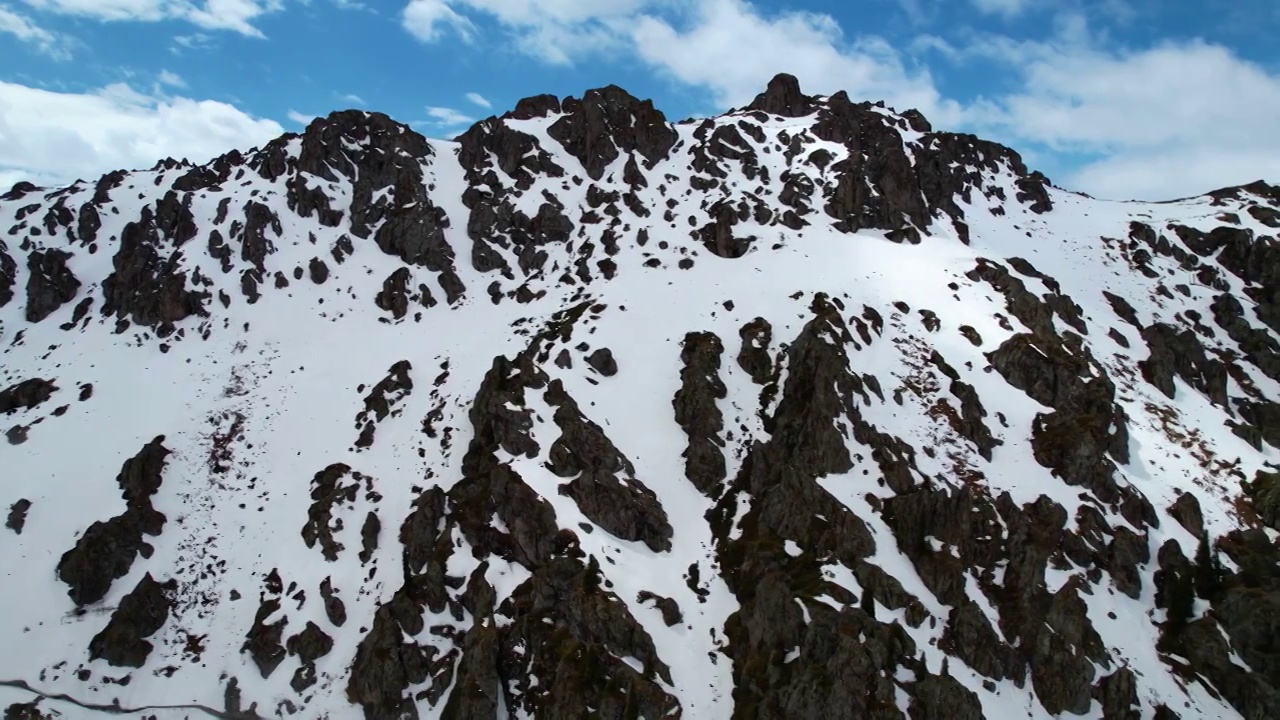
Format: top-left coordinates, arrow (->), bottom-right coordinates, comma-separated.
1,73 -> 1279,720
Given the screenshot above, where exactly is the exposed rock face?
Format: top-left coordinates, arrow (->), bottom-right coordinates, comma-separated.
1155,528 -> 1280,720
87,574 -> 177,667
545,379 -> 672,552
3,701 -> 54,720
584,347 -> 618,376
1139,323 -> 1229,407
747,72 -> 816,118
495,556 -> 680,719
375,267 -> 412,319
674,331 -> 728,495
24,249 -> 80,323
545,85 -> 678,181
0,240 -> 16,308
636,590 -> 683,626
100,208 -> 209,335
55,437 -> 171,606
286,621 -> 334,692
243,569 -> 288,679
345,558 -> 441,717
300,463 -> 361,561
5,499 -> 31,534
753,83 -> 1058,245
5,424 -> 28,445
308,257 -> 329,284
296,110 -> 466,304
736,317 -> 774,384
0,378 -> 56,414
708,296 -> 944,716
354,360 -> 413,449
1168,493 -> 1205,537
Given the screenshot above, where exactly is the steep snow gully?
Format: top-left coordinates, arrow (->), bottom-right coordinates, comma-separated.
1,74 -> 1279,719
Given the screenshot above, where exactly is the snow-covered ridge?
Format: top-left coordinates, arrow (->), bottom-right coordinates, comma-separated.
1,73 -> 1279,719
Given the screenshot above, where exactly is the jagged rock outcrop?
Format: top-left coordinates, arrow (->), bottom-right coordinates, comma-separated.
87,573 -> 177,667
545,379 -> 672,552
55,437 -> 171,606
674,331 -> 728,495
747,72 -> 816,118
0,378 -> 56,414
495,556 -> 680,719
5,499 -> 31,534
1139,323 -> 1230,407
24,249 -> 80,323
300,463 -> 362,561
3,701 -> 55,720
0,240 -> 16,308
243,569 -> 288,679
737,317 -> 774,384
100,208 -> 209,335
286,621 -> 334,692
585,347 -> 618,376
545,85 -> 678,181
354,360 -> 413,449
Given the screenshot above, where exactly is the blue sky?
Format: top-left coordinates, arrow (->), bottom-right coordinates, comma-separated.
1,0 -> 1278,200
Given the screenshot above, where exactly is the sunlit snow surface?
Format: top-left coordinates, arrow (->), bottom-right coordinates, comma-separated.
0,104 -> 1276,719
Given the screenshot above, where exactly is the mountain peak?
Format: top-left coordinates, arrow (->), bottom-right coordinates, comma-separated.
505,93 -> 562,121
747,72 -> 817,117
2,76 -> 1279,720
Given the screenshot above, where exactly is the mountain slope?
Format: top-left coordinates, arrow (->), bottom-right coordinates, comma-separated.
1,73 -> 1279,720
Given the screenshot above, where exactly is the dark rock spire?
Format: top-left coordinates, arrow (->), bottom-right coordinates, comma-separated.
747,73 -> 817,118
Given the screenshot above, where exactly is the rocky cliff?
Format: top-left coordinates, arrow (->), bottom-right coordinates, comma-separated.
1,74 -> 1278,719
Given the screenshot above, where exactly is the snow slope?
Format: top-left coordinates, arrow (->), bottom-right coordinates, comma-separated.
1,74 -> 1278,720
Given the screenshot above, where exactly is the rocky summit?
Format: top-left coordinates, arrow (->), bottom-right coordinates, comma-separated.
1,73 -> 1279,720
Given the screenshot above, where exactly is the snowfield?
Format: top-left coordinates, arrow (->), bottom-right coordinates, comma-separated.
1,75 -> 1278,719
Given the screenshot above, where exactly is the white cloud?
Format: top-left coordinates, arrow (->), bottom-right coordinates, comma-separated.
184,0 -> 282,35
287,109 -> 316,125
1070,147 -> 1280,203
465,91 -> 491,109
424,106 -> 474,127
459,0 -> 656,64
891,0 -> 936,25
157,69 -> 186,88
0,80 -> 284,189
958,32 -> 1280,200
21,0 -> 284,36
339,93 -> 365,105
171,32 -> 214,52
631,0 -> 961,124
299,0 -> 369,9
625,3 -> 1278,201
402,0 -> 474,42
401,0 -> 659,64
970,0 -> 1028,17
0,3 -> 68,57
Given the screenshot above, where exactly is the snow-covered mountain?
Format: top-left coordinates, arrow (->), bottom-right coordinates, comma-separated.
1,73 -> 1278,720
